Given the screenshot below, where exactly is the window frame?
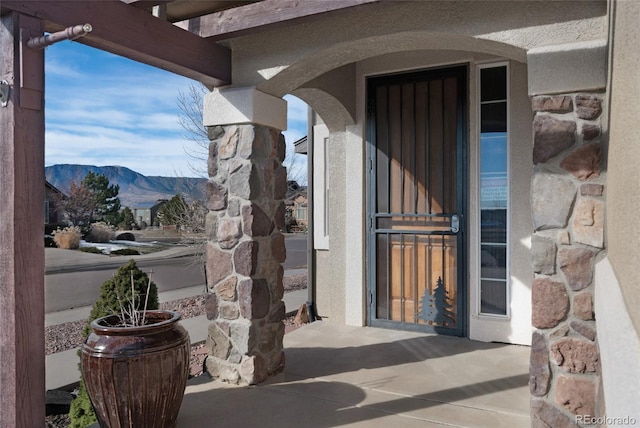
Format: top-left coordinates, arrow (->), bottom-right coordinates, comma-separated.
295,206 -> 307,221
477,61 -> 510,319
313,125 -> 330,250
44,200 -> 50,224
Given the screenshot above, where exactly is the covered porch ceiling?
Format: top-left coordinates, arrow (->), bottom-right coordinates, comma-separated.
0,0 -> 378,87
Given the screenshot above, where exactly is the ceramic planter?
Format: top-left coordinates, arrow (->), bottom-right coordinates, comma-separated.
81,310 -> 190,428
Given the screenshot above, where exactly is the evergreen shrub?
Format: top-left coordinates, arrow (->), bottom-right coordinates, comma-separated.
69,260 -> 159,427
110,248 -> 140,256
78,247 -> 103,254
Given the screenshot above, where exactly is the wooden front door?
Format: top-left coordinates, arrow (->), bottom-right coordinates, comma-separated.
367,66 -> 467,335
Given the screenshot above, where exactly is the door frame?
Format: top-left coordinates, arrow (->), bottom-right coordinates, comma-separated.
365,64 -> 469,336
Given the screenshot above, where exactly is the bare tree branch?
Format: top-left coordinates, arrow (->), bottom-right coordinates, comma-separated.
176,83 -> 210,177
176,82 -> 307,184
52,181 -> 96,226
284,142 -> 307,184
156,194 -> 206,234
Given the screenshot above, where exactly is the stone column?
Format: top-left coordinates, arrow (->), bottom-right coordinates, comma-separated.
201,88 -> 288,384
529,93 -> 605,426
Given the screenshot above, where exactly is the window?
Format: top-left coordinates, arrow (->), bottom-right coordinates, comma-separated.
323,137 -> 329,236
478,63 -> 508,316
313,124 -> 330,249
45,200 -> 50,224
295,206 -> 307,221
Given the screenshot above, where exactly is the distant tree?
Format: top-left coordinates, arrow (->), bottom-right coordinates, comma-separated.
177,83 -> 209,172
284,205 -> 297,233
283,140 -> 307,185
157,194 -> 206,233
83,172 -> 122,225
157,194 -> 186,226
118,207 -> 136,230
54,182 -> 96,226
54,172 -> 122,227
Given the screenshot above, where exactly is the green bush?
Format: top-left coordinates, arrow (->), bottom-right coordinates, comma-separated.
118,207 -> 136,230
79,247 -> 103,254
69,260 -> 159,427
68,380 -> 96,428
82,259 -> 159,343
44,235 -> 56,248
110,248 -> 140,256
79,224 -> 91,240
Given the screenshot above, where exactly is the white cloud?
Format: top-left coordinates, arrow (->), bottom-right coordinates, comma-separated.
45,61 -> 84,79
45,43 -> 198,176
283,128 -> 305,145
284,94 -> 308,126
282,95 -> 309,185
44,42 -> 308,181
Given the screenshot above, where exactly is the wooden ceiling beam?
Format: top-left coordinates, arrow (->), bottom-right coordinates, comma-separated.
121,0 -> 170,5
2,1 -> 231,86
179,0 -> 380,40
121,0 -> 171,11
121,0 -> 169,5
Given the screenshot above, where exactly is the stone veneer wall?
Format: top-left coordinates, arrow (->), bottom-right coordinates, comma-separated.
528,94 -> 606,427
203,124 -> 288,385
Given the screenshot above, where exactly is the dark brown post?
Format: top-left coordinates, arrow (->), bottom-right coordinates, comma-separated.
0,12 -> 46,427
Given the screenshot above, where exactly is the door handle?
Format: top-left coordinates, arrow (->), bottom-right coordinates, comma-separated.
450,215 -> 460,233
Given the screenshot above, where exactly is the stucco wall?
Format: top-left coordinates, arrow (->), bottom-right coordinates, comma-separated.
222,1 -> 606,97
597,0 -> 640,420
309,49 -> 536,341
214,0 -> 610,340
314,131 -> 347,324
509,61 -> 535,343
606,0 -> 640,335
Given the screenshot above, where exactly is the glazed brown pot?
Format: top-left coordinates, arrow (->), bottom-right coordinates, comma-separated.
81,310 -> 190,428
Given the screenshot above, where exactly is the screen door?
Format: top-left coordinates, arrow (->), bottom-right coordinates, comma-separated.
367,66 -> 467,335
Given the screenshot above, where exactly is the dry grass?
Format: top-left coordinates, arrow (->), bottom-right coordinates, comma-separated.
86,222 -> 115,243
52,226 -> 81,249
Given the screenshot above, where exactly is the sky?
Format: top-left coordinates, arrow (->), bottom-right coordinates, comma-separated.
44,40 -> 308,182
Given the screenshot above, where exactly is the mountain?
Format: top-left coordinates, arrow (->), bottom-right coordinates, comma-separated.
45,164 -> 207,208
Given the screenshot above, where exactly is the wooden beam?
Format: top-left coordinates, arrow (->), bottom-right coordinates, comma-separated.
121,1 -> 171,10
180,0 -> 380,40
2,1 -> 231,86
0,12 -> 46,428
122,0 -> 170,5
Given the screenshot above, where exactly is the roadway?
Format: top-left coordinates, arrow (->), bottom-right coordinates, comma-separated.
45,234 -> 308,313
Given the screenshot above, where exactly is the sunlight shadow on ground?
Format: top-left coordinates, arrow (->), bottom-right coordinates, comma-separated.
178,323 -> 530,427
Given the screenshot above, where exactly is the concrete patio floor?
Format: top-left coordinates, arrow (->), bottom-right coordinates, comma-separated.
178,322 -> 531,427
